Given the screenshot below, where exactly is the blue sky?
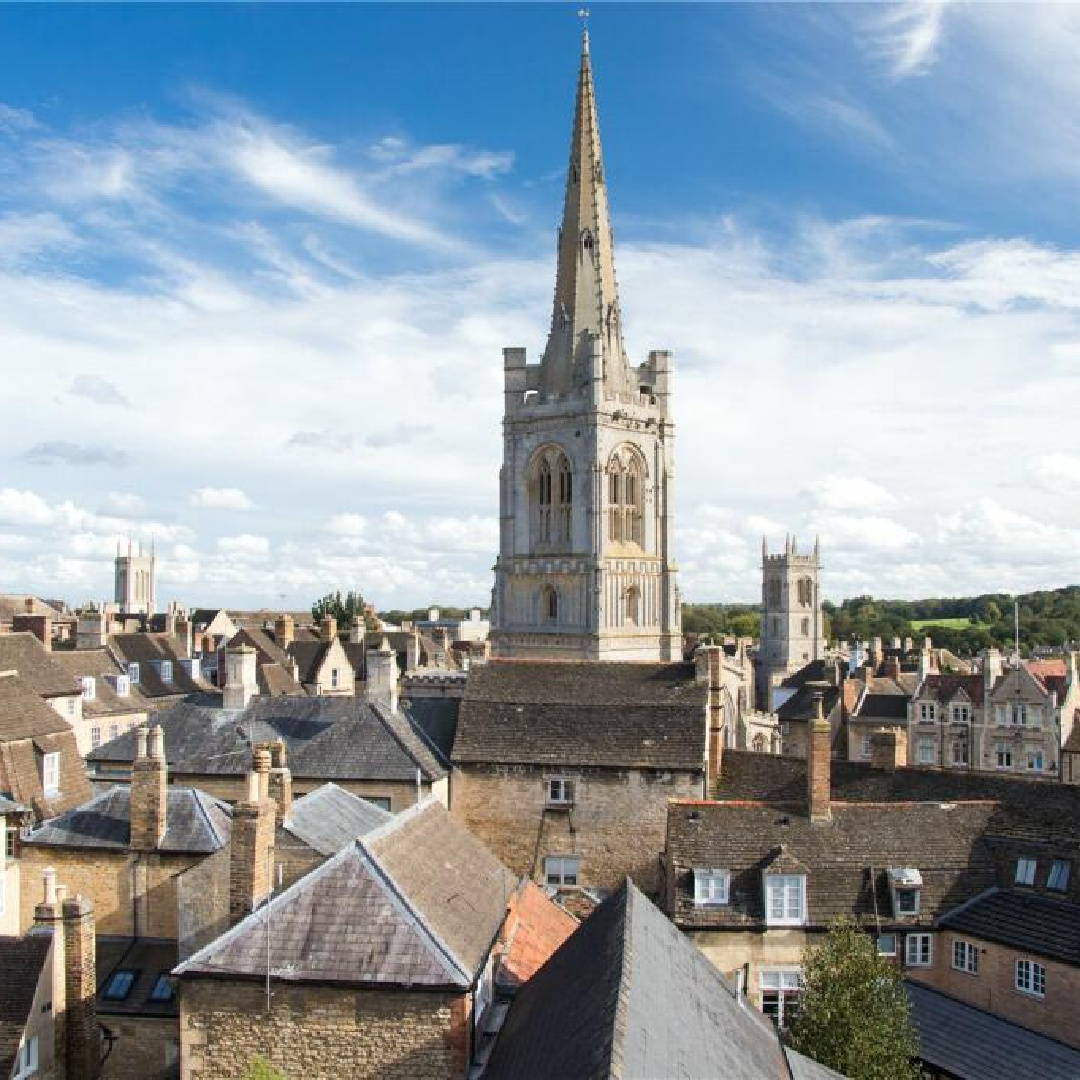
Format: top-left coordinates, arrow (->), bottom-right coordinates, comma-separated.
3,2 -> 1080,611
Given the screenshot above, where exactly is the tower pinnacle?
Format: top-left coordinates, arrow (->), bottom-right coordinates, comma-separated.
540,27 -> 631,398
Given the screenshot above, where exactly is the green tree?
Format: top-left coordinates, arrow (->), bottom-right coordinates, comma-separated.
243,1057 -> 286,1080
311,589 -> 375,631
787,918 -> 923,1080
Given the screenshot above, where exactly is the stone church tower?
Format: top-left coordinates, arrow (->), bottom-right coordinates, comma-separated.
490,31 -> 681,661
115,537 -> 156,616
758,535 -> 824,705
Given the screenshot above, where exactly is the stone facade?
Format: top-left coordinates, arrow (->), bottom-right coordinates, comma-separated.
100,1016 -> 177,1080
489,33 -> 680,662
180,979 -> 470,1080
114,538 -> 156,616
450,761 -> 699,896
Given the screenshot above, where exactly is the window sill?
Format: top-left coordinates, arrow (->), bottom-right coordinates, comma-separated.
1015,988 -> 1045,1001
544,803 -> 573,812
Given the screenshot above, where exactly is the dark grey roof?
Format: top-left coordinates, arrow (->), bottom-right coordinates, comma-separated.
939,888 -> 1080,965
48,648 -> 150,717
108,632 -> 208,698
288,639 -> 334,685
906,981 -> 1080,1080
0,795 -> 23,815
786,1050 -> 846,1080
86,697 -> 447,783
177,799 -> 511,989
97,937 -> 179,1017
484,879 -> 833,1080
283,783 -> 393,857
0,932 -> 51,1076
454,661 -> 707,770
399,696 -> 459,762
24,786 -> 232,854
854,692 -> 909,720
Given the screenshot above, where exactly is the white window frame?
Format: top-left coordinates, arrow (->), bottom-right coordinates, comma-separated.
905,933 -> 932,967
895,888 -> 921,917
544,855 -> 580,888
1026,748 -> 1044,772
330,667 -> 339,690
1012,702 -> 1027,727
13,1035 -> 37,1080
951,740 -> 969,767
80,676 -> 96,701
919,702 -> 936,723
91,727 -> 101,749
693,869 -> 730,907
42,752 -> 60,798
918,737 -> 935,765
952,704 -> 970,724
765,874 -> 806,927
127,662 -> 140,685
546,777 -> 575,807
1048,860 -> 1070,892
115,674 -> 130,697
159,660 -> 173,683
952,939 -> 978,975
1015,959 -> 1046,999
995,741 -> 1012,769
1015,858 -> 1037,887
760,969 -> 802,1030
876,933 -> 897,957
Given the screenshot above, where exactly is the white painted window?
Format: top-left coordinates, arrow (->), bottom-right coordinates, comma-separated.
995,741 -> 1012,769
1012,703 -> 1027,726
109,724 -> 119,741
905,933 -> 932,967
160,660 -> 173,683
760,970 -> 802,1030
13,1035 -> 37,1079
952,704 -> 970,724
1015,858 -> 1037,886
91,727 -> 101,749
693,869 -> 730,906
80,676 -> 96,701
1026,748 -> 1044,772
951,740 -> 968,767
330,668 -> 339,690
544,856 -> 580,887
546,778 -> 575,806
876,934 -> 897,956
952,939 -> 978,975
43,752 -> 59,798
895,888 -> 920,916
765,874 -> 806,927
919,702 -> 936,722
1015,959 -> 1046,998
127,663 -> 140,685
115,674 -> 130,697
66,698 -> 75,717
861,735 -> 871,759
918,737 -> 934,765
1048,860 -> 1071,892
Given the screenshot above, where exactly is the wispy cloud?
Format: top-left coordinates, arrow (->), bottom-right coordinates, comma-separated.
189,487 -> 255,511
68,373 -> 129,407
870,1 -> 949,79
22,441 -> 130,467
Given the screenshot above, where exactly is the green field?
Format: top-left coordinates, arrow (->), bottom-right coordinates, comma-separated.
909,617 -> 976,631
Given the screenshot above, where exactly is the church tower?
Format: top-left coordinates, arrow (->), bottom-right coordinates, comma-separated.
759,535 -> 824,706
115,537 -> 156,616
489,30 -> 681,661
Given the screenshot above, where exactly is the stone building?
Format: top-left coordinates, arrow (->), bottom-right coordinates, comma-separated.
489,29 -> 680,662
114,537 -> 156,616
757,535 -> 825,707
451,658 -> 712,895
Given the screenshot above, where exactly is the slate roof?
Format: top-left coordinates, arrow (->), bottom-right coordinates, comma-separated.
906,981 -> 1080,1080
0,673 -> 72,740
47,648 -> 149,717
483,879 -> 841,1080
108,633 -> 209,699
665,798 -> 997,932
283,783 -> 393,857
177,798 -> 512,989
939,888 -> 1080,964
398,696 -> 459,762
0,932 -> 51,1077
0,632 -> 79,698
24,785 -> 232,854
97,938 -> 179,1017
916,673 -> 985,707
86,697 -> 448,783
230,626 -> 293,672
287,639 -> 335,686
454,661 -> 707,770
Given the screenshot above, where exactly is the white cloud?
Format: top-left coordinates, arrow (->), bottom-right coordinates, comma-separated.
69,374 -> 129,407
189,487 -> 255,511
326,513 -> 367,538
869,1 -> 949,79
216,533 -> 270,558
1031,453 -> 1080,492
808,476 -> 897,512
106,492 -> 145,514
0,488 -> 54,526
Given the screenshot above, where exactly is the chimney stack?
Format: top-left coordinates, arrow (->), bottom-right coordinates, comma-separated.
696,644 -> 724,795
62,896 -> 99,1080
365,637 -> 400,714
349,615 -> 364,645
870,727 -> 907,771
13,613 -> 52,651
223,645 -> 258,711
884,656 -> 902,680
405,631 -> 420,673
229,748 -> 276,925
319,615 -> 337,643
267,739 -> 293,824
130,725 -> 167,851
275,614 -> 295,650
806,683 -> 832,822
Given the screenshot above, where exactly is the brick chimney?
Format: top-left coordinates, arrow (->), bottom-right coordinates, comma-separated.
267,739 -> 293,824
13,613 -> 52,651
806,683 -> 831,822
229,748 -> 276,924
275,614 -> 295,650
130,726 -> 167,851
319,615 -> 337,643
349,615 -> 364,645
870,727 -> 907,771
62,896 -> 99,1080
696,644 -> 724,795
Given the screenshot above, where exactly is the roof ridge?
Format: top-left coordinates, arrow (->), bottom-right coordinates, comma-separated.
609,880 -> 635,1078
369,702 -> 438,781
358,792 -> 439,848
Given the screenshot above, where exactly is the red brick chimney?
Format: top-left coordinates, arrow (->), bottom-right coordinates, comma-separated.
62,895 -> 99,1080
807,684 -> 832,822
696,645 -> 724,795
129,726 -> 167,851
13,613 -> 52,651
229,748 -> 276,924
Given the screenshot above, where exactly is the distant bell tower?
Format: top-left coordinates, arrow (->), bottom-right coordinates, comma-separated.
759,535 -> 824,706
489,29 -> 681,661
115,537 -> 156,616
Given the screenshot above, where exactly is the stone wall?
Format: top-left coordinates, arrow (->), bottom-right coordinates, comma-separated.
180,978 -> 470,1080
451,763 -> 700,896
177,846 -> 231,961
101,1015 -> 178,1079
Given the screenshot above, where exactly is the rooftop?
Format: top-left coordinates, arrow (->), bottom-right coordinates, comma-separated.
0,632 -> 78,698
282,783 -> 393,857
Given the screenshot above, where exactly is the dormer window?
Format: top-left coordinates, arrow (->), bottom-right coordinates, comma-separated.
889,867 -> 922,917
127,663 -> 140,685
1015,857 -> 1037,886
80,676 -> 96,701
1048,860 -> 1070,892
546,777 -> 575,807
42,752 -> 59,799
159,660 -> 173,684
115,675 -> 130,698
765,874 -> 806,927
693,869 -> 730,907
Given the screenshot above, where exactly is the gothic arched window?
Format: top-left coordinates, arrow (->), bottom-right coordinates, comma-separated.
753,733 -> 766,753
581,229 -> 594,259
798,578 -> 813,606
542,585 -> 559,624
530,446 -> 572,551
607,447 -> 646,546
557,456 -> 573,544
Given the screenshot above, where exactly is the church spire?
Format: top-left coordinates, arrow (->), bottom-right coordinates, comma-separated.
540,28 -> 630,397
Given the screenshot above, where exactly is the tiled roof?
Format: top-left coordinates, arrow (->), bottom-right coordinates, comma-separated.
939,888 -> 1080,965
497,880 -> 577,991
257,661 -> 304,697
399,696 -> 459,761
917,673 -> 985,707
906,981 -> 1080,1080
230,626 -> 293,672
97,938 -> 179,1017
484,879 -> 839,1080
283,783 -> 393,857
47,649 -> 150,717
453,661 -> 707,770
86,697 -> 448,783
0,673 -> 72,740
0,594 -> 65,620
288,639 -> 343,686
666,799 -> 997,931
0,932 -> 51,1076
108,633 -> 208,699
24,786 -> 232,854
0,633 -> 79,698
177,798 -> 512,989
